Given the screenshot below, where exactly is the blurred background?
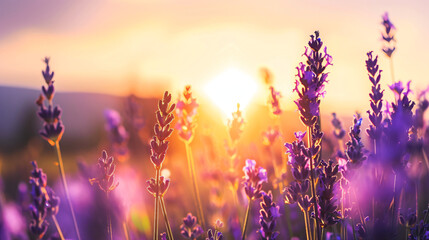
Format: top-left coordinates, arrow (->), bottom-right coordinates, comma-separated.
1,0 -> 429,239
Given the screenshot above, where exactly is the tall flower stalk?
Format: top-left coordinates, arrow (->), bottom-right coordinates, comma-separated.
241,159 -> 267,240
284,132 -> 313,240
381,12 -> 397,83
292,31 -> 332,240
366,51 -> 385,154
148,91 -> 175,240
225,104 -> 245,210
29,161 -> 63,240
36,57 -> 81,240
176,85 -> 205,228
89,150 -> 119,240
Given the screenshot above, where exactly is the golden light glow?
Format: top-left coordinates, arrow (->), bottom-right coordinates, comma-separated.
204,67 -> 258,116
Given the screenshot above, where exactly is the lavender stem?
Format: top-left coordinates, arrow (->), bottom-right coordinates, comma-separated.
122,221 -> 130,240
51,215 -> 65,240
185,142 -> 205,229
241,198 -> 251,240
306,126 -> 321,240
54,141 -> 82,240
153,168 -> 160,240
107,192 -> 113,240
160,197 -> 174,240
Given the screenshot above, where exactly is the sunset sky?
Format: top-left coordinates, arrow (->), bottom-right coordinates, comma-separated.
1,0 -> 428,114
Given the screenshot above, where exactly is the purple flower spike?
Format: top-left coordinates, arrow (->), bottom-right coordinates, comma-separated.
268,86 -> 282,116
381,12 -> 396,57
176,85 -> 199,142
262,126 -> 280,146
29,161 -> 60,240
89,150 -> 119,194
42,57 -> 54,85
104,109 -> 129,159
228,104 -> 245,144
317,160 -> 340,228
206,229 -> 224,240
37,58 -> 65,146
151,91 -> 175,168
258,191 -> 280,240
242,159 -> 267,200
147,176 -> 170,197
160,232 -> 167,240
331,113 -> 346,139
180,213 -> 204,239
366,51 -> 384,142
346,116 -> 367,168
294,31 -> 332,127
39,121 -> 64,146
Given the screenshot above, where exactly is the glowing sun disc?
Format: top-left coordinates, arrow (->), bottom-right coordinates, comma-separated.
204,68 -> 258,115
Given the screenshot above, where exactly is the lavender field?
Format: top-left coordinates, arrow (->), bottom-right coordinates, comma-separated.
1,2 -> 429,240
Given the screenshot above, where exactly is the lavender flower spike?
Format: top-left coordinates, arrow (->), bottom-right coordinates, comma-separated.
381,12 -> 396,58
242,159 -> 267,200
258,191 -> 280,240
37,57 -> 64,146
175,85 -> 198,142
366,51 -> 384,144
180,213 -> 204,239
29,161 -> 61,240
150,91 -> 175,168
89,150 -> 119,194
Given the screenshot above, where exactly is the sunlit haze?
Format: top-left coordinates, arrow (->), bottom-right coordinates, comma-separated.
1,0 -> 429,114
204,67 -> 258,116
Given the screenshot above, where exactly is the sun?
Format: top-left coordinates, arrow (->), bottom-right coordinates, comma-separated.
204,67 -> 258,116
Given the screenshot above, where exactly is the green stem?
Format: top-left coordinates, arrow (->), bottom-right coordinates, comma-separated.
107,192 -> 113,240
160,197 -> 174,240
54,142 -> 82,240
321,227 -> 325,240
304,210 -> 312,240
241,199 -> 252,240
307,127 -> 321,240
51,215 -> 65,240
284,204 -> 294,239
351,217 -> 357,240
185,142 -> 206,229
405,227 -> 409,240
123,221 -> 130,240
153,168 -> 160,240
389,57 -> 395,84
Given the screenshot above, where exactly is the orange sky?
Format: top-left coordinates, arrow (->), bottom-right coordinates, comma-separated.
0,0 -> 428,114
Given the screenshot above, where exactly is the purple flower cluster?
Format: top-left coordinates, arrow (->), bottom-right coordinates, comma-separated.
381,12 -> 396,57
36,57 -> 64,146
206,229 -> 224,240
104,109 -> 129,160
366,51 -> 384,143
180,213 -> 204,239
294,31 -> 332,126
147,176 -> 170,197
331,113 -> 346,140
283,132 -> 312,211
262,126 -> 280,146
228,104 -> 245,144
89,150 -> 119,194
345,117 -> 366,169
242,159 -> 267,200
150,91 -> 175,168
258,191 -> 280,239
268,86 -> 282,116
29,161 -> 60,239
382,81 -> 415,171
176,85 -> 199,142
125,94 -> 146,132
316,160 -> 340,228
